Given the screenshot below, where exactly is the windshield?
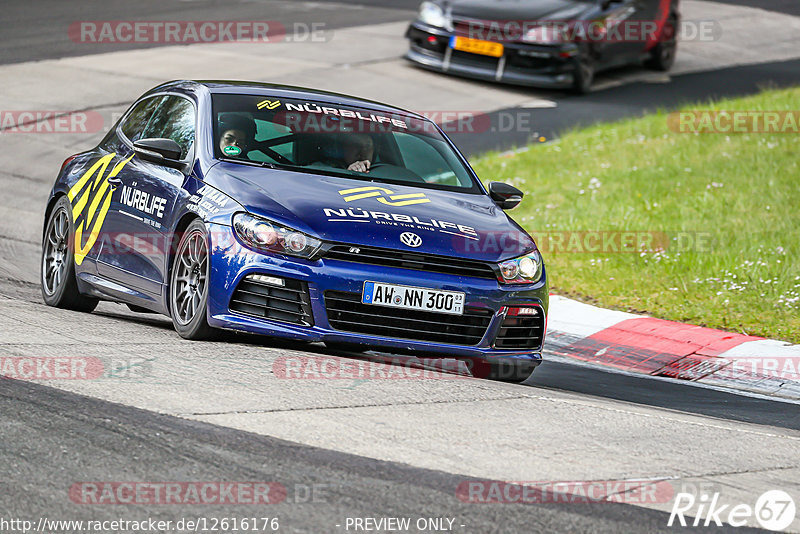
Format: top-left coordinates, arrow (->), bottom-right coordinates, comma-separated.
211,94 -> 480,192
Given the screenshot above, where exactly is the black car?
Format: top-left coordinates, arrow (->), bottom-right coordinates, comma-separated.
405,0 -> 679,93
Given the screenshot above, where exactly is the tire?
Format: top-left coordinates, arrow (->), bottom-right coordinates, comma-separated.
169,219 -> 217,340
571,53 -> 595,95
40,196 -> 99,312
471,358 -> 537,383
646,15 -> 678,71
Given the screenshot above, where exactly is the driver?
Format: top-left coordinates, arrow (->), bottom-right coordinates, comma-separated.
218,113 -> 256,158
342,133 -> 374,173
316,133 -> 374,173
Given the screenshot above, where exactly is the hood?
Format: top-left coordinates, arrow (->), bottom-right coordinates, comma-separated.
205,162 -> 536,262
447,0 -> 594,22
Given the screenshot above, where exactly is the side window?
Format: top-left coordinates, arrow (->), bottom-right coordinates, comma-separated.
140,96 -> 196,159
120,97 -> 163,143
394,132 -> 459,186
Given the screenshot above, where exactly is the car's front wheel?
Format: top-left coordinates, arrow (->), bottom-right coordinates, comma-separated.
41,196 -> 99,312
571,53 -> 595,95
169,219 -> 217,340
646,15 -> 678,71
471,358 -> 537,383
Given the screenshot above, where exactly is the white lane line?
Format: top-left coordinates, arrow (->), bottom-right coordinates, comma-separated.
519,99 -> 558,109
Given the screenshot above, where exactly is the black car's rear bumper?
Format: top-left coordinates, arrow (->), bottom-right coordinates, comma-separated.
405,22 -> 579,89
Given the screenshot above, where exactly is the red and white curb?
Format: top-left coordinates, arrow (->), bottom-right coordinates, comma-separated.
546,296 -> 800,400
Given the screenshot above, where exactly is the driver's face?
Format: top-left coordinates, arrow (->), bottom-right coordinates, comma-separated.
343,135 -> 374,165
219,129 -> 248,152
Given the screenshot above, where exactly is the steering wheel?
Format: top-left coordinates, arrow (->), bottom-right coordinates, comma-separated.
366,162 -> 426,183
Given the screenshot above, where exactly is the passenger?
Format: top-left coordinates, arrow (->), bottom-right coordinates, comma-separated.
218,113 -> 256,157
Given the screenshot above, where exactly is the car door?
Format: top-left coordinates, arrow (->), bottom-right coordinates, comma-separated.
96,94 -> 196,296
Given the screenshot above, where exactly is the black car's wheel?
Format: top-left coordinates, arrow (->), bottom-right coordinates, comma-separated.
41,196 -> 99,312
646,15 -> 678,71
571,53 -> 595,95
169,219 -> 217,340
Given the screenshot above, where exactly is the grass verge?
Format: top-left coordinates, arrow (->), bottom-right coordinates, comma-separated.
472,86 -> 800,342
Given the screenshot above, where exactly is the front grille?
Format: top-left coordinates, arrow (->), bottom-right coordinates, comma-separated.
323,244 -> 497,280
508,54 -> 555,70
494,307 -> 545,350
325,291 -> 493,346
452,18 -> 494,38
230,276 -> 313,326
451,49 -> 501,68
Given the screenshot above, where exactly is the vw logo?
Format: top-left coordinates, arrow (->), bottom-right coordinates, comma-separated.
399,232 -> 422,248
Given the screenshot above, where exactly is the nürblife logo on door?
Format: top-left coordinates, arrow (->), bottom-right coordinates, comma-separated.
67,153 -> 133,265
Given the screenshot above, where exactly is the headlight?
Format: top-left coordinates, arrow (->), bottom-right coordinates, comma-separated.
233,213 -> 322,259
419,1 -> 448,28
522,25 -> 564,45
497,251 -> 543,284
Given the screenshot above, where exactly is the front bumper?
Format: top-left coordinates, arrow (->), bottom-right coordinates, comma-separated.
405,22 -> 578,89
206,223 -> 547,364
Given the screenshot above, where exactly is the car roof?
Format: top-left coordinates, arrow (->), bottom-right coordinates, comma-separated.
149,80 -> 427,120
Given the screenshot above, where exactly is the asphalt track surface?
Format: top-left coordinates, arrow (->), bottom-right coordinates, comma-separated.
3,377 -> 767,534
1,1 -> 800,532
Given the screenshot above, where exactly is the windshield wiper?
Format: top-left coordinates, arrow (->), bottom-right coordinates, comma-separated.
218,157 -> 288,169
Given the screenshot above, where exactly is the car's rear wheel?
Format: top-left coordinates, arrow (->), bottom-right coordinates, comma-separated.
41,196 -> 99,312
169,219 -> 217,340
646,15 -> 678,71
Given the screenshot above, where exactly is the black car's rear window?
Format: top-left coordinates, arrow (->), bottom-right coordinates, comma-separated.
211,94 -> 480,193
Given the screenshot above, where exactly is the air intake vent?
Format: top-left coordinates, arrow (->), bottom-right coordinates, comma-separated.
324,291 -> 492,346
494,306 -> 545,350
230,275 -> 313,326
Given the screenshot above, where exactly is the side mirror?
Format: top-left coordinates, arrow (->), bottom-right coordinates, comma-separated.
489,182 -> 524,210
133,138 -> 183,168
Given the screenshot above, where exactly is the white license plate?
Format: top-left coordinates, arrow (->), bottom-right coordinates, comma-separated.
362,282 -> 465,316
